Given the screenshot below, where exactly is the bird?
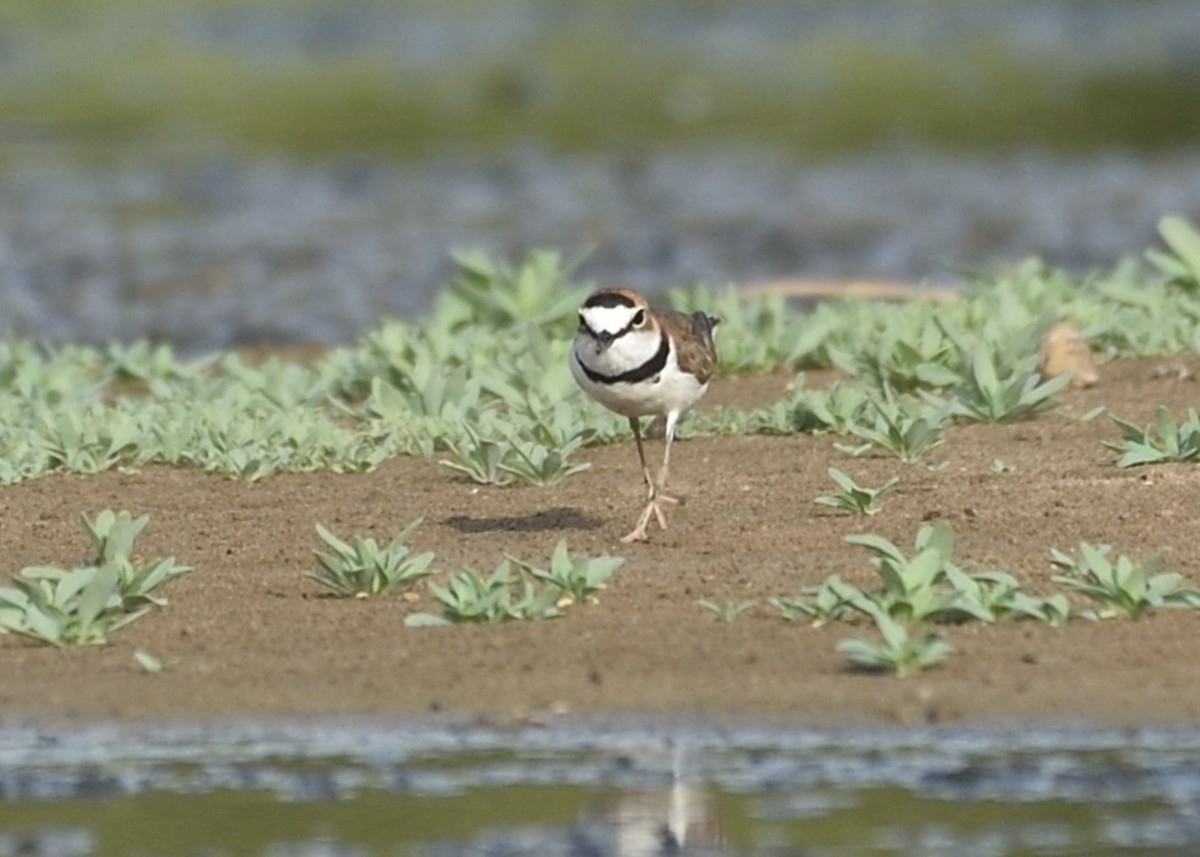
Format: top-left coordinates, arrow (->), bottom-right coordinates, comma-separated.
569,287 -> 720,543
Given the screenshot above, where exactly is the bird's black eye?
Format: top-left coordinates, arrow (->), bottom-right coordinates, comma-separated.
577,312 -> 586,330
632,309 -> 646,327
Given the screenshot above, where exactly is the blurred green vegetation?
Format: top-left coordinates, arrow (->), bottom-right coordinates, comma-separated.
2,0 -> 1198,161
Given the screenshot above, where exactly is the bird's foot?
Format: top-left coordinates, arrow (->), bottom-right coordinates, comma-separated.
620,497 -> 672,544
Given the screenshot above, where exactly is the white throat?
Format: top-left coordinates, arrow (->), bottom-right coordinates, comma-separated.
575,326 -> 662,376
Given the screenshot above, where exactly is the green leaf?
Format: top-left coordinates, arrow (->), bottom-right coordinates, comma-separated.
59,566 -> 100,605
1157,215 -> 1200,283
23,608 -> 65,645
1155,407 -> 1179,452
844,533 -> 906,566
905,548 -> 945,591
917,522 -> 954,560
76,564 -> 119,629
971,344 -> 1000,402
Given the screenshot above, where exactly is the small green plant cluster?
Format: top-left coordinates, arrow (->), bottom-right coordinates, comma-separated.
771,580 -> 856,627
308,522 -> 623,616
832,525 -> 1072,675
406,562 -> 562,625
698,599 -> 757,622
438,422 -> 592,486
753,519 -> 1200,676
1050,542 -> 1200,619
700,379 -> 952,463
1146,214 -> 1200,290
719,350 -> 1059,461
813,468 -> 899,516
1106,406 -> 1200,467
835,601 -> 957,678
830,315 -> 961,393
781,378 -> 873,435
309,520 -> 435,597
0,511 -> 189,646
922,342 -> 1071,425
405,541 -> 624,626
763,523 -> 1069,676
841,393 -> 949,462
345,254 -> 605,480
507,541 -> 624,604
839,525 -> 1070,625
438,249 -> 589,333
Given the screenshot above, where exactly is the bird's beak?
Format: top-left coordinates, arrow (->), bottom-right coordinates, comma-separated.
594,330 -> 614,351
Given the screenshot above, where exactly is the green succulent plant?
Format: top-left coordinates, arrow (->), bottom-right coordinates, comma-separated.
507,540 -> 623,603
770,575 -> 859,627
813,468 -> 899,516
837,602 -> 956,677
1106,406 -> 1200,467
309,521 -> 435,598
698,599 -> 756,623
406,561 -> 562,626
1146,214 -> 1200,289
923,344 -> 1070,424
0,510 -> 187,645
1050,542 -> 1200,619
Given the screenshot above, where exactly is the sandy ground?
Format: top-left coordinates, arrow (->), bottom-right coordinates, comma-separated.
2,357 -> 1200,728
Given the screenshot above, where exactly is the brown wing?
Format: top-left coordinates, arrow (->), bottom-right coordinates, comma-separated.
654,308 -> 720,383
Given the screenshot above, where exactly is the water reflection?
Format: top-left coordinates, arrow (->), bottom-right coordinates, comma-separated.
1,722 -> 1200,855
589,786 -> 722,856
582,746 -> 723,855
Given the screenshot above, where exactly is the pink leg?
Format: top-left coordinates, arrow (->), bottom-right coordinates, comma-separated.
620,413 -> 680,542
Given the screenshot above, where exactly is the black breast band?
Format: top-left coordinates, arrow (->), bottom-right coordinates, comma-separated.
575,333 -> 669,385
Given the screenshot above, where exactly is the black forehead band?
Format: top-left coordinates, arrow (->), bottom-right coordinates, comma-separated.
582,292 -> 637,309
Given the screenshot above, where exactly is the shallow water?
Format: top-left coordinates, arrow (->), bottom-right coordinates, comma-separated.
3,720 -> 1200,856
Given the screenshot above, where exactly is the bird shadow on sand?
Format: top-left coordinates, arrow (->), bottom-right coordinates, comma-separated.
445,507 -> 604,534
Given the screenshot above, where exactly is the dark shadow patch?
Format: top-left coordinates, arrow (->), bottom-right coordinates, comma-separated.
445,507 -> 603,534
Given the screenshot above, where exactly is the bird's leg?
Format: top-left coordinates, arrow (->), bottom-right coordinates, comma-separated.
654,412 -> 680,505
621,500 -> 662,545
630,417 -> 655,500
621,415 -> 677,544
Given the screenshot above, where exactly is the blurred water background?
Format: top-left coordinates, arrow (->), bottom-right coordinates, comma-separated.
2,0 -> 1200,348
